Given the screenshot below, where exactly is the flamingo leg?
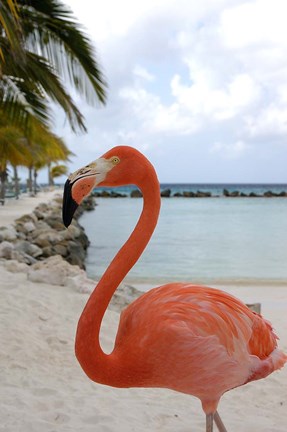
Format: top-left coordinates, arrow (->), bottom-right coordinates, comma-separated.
206,413 -> 214,432
214,411 -> 228,432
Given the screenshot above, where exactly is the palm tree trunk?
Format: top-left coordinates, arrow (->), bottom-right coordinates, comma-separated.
13,165 -> 20,199
27,165 -> 33,195
33,168 -> 38,195
48,162 -> 53,188
0,167 -> 7,204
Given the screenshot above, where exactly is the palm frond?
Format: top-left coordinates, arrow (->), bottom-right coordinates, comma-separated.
0,0 -> 24,64
18,0 -> 107,104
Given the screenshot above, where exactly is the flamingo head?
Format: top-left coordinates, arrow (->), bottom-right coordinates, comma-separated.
62,145 -> 149,227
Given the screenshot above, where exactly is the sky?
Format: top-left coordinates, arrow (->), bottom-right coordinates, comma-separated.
40,0 -> 287,183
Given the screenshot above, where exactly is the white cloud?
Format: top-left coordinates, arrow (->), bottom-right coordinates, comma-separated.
171,71 -> 259,121
220,0 -> 287,49
133,65 -> 155,82
246,105 -> 287,137
48,0 -> 287,183
210,140 -> 249,159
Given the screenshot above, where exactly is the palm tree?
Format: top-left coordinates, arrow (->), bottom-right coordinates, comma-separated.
50,164 -> 68,185
0,0 -> 22,63
0,0 -> 107,132
0,124 -> 29,202
18,121 -> 72,194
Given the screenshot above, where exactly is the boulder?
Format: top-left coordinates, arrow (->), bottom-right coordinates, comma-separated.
161,189 -> 171,197
27,255 -> 79,286
0,241 -> 14,259
66,241 -> 86,268
44,215 -> 65,231
3,259 -> 29,273
130,189 -> 142,198
183,191 -> 196,197
27,255 -> 94,291
0,225 -> 18,241
15,240 -> 43,258
196,191 -> 212,198
15,213 -> 37,224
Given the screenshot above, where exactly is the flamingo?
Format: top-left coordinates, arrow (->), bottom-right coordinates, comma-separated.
62,146 -> 286,432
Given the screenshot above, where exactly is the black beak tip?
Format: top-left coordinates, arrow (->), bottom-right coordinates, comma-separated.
62,179 -> 79,228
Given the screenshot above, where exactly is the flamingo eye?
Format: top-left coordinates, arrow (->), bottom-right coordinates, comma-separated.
111,156 -> 120,165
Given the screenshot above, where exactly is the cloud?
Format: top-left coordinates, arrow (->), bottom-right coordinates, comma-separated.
45,0 -> 287,183
210,140 -> 249,159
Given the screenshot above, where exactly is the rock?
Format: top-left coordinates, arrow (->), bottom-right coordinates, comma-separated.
223,189 -> 230,197
131,189 -> 142,198
183,191 -> 196,197
196,191 -> 212,198
23,221 -> 36,232
229,191 -> 240,197
110,283 -> 141,309
65,274 -> 96,293
161,189 -> 171,197
76,227 -> 90,250
15,213 -> 37,224
0,241 -> 14,259
246,303 -> 261,313
11,251 -> 37,265
45,215 -> 65,231
53,244 -> 68,256
27,255 -> 93,291
81,195 -> 97,209
15,220 -> 36,236
0,192 -> 91,271
62,225 -> 82,240
15,240 -> 43,258
66,241 -> 86,268
0,225 -> 18,241
33,231 -> 64,247
101,190 -> 111,197
3,259 -> 29,273
27,255 -> 79,286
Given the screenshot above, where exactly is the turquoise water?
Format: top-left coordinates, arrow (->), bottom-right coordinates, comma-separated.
80,195 -> 287,287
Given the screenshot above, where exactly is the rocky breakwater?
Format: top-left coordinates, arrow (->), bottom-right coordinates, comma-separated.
0,194 -> 91,269
0,194 -> 99,294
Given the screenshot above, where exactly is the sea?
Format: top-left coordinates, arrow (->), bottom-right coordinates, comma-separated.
80,184 -> 287,290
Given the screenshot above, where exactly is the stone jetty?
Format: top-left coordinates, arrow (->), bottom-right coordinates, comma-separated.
0,194 -> 94,270
90,188 -> 287,198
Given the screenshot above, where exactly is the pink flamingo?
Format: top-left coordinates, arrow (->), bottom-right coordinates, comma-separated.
63,146 -> 286,432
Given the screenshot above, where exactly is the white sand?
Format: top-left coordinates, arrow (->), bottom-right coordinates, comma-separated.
0,193 -> 286,431
0,189 -> 62,227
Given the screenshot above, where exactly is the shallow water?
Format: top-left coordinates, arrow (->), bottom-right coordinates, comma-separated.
80,196 -> 287,287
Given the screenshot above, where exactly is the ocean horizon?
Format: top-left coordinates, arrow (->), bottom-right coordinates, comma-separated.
90,182 -> 287,197
80,183 -> 287,290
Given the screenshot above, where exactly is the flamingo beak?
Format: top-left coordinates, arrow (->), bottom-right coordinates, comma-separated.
62,178 -> 79,227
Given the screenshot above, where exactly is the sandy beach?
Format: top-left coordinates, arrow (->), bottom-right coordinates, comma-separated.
0,190 -> 62,227
0,192 -> 286,431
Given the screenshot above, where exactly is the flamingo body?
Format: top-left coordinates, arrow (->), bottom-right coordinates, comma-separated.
113,283 -> 284,412
63,146 -> 286,429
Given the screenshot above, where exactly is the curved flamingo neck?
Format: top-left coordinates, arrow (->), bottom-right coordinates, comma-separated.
75,161 -> 161,384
